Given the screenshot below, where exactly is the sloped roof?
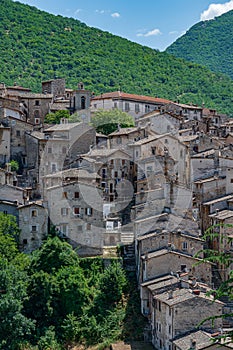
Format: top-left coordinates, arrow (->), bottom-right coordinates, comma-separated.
92,91 -> 171,104
45,122 -> 83,131
87,148 -> 131,158
173,330 -> 213,350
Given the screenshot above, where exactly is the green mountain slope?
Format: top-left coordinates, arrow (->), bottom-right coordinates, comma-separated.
166,10 -> 233,80
1,0 -> 233,115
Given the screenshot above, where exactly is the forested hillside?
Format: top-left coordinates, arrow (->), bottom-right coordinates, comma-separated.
166,10 -> 233,80
1,0 -> 233,115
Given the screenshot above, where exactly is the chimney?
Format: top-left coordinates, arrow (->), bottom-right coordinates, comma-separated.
168,290 -> 173,299
190,339 -> 196,350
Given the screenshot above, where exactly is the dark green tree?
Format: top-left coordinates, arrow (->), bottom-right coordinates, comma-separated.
29,236 -> 80,274
91,109 -> 135,135
44,110 -> 70,124
0,261 -> 35,350
197,226 -> 233,340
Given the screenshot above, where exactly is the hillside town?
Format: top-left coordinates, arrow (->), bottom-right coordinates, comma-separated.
0,78 -> 232,350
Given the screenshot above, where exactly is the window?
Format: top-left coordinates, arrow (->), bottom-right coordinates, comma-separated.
85,207 -> 93,216
48,147 -> 52,154
114,102 -> 117,109
117,137 -> 122,144
60,224 -> 68,235
181,264 -> 187,272
122,159 -> 125,166
135,103 -> 140,113
16,130 -> 20,137
35,118 -> 40,125
74,192 -> 79,199
74,207 -> 80,215
182,242 -> 188,250
34,110 -> 40,118
158,301 -> 161,311
23,239 -> 28,245
125,102 -> 130,111
62,192 -> 68,199
61,208 -> 68,216
180,149 -> 183,158
102,168 -> 107,179
35,100 -> 40,106
31,225 -> 37,233
31,209 -> 38,217
145,104 -> 150,113
51,164 -> 57,173
169,325 -> 171,334
62,146 -> 67,154
164,138 -> 168,144
81,96 -> 86,109
86,223 -> 91,230
3,210 -> 7,215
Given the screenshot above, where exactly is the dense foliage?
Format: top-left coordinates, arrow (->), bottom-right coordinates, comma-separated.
196,225 -> 233,341
1,1 -> 233,115
0,214 -> 145,349
166,10 -> 233,80
44,110 -> 70,124
91,109 -> 135,135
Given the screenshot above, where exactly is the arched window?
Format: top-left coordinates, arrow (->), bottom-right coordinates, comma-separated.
81,96 -> 86,109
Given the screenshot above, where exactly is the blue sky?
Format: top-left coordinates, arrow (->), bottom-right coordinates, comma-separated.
15,0 -> 233,51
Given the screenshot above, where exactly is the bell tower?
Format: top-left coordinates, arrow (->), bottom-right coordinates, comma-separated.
71,82 -> 91,123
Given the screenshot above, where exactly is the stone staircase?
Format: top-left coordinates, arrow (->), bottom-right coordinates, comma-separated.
122,243 -> 136,272
121,231 -> 135,245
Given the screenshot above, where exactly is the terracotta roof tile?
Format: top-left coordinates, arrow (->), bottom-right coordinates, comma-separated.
92,91 -> 171,104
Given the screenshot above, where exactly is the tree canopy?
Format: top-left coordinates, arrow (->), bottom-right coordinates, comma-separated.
44,110 -> 70,124
91,109 -> 135,135
1,0 -> 233,115
166,10 -> 233,80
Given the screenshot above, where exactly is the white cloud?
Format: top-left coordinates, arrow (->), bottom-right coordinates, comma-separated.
96,9 -> 105,14
169,31 -> 179,35
75,9 -> 82,15
137,28 -> 161,37
111,12 -> 120,18
200,0 -> 233,21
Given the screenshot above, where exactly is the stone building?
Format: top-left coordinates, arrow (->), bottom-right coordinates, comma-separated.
42,78 -> 66,98
43,168 -> 116,255
18,202 -> 48,252
0,116 -> 34,173
173,330 -> 233,350
0,183 -> 26,205
137,229 -> 204,261
151,288 -> 223,350
91,91 -> 171,120
136,111 -> 182,135
0,123 -> 11,165
108,126 -> 151,154
201,194 -> 233,234
70,82 -> 91,123
163,102 -> 203,122
19,92 -> 53,125
140,248 -> 213,286
0,200 -> 19,220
